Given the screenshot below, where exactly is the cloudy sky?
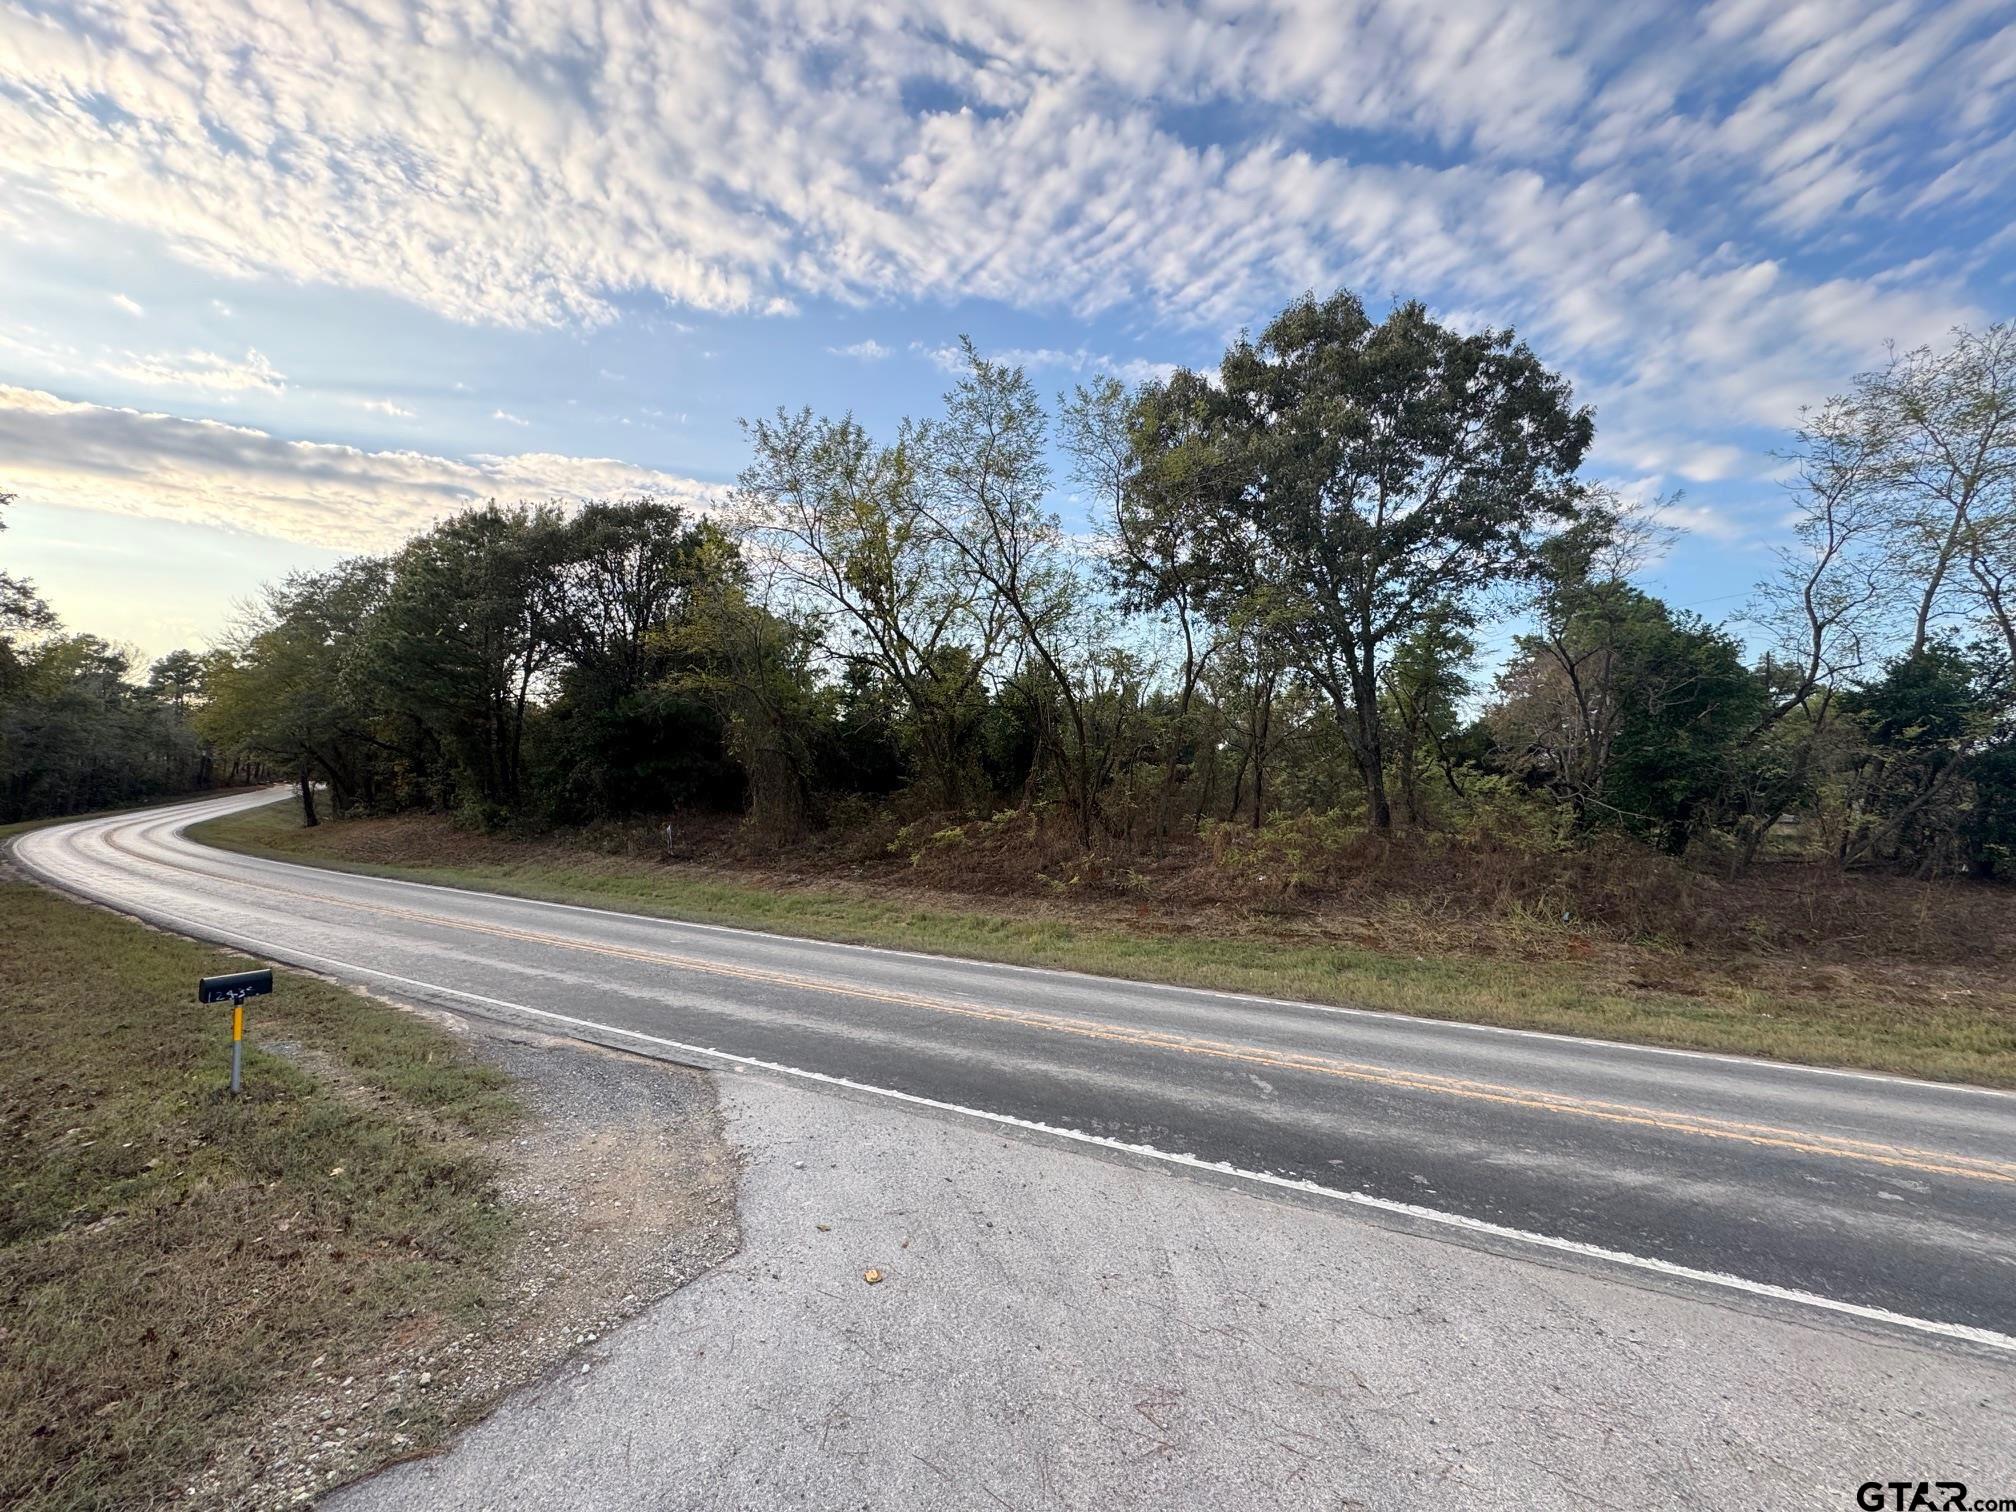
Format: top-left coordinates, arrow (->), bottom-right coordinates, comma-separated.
1,0 -> 2011,662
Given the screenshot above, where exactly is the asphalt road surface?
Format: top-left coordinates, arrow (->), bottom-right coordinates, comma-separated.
15,788 -> 2016,1353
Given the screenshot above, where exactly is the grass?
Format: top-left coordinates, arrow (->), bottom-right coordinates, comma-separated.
0,879 -> 521,1511
190,801 -> 2016,1088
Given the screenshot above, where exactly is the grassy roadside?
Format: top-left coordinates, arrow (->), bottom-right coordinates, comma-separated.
190,801 -> 2016,1088
0,879 -> 521,1510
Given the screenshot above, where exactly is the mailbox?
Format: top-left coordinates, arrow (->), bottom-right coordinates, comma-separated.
198,968 -> 273,1004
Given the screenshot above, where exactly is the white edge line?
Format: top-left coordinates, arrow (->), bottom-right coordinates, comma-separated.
30,869 -> 2016,1362
114,793 -> 2012,1103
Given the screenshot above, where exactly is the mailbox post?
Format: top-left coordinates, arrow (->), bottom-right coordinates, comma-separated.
198,969 -> 273,1094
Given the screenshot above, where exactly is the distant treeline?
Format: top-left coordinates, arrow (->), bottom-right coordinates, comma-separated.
0,517 -> 270,823
6,293 -> 2013,877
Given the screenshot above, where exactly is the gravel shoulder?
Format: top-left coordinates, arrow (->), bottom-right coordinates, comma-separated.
235,1013 -> 740,1507
335,1067 -> 2016,1512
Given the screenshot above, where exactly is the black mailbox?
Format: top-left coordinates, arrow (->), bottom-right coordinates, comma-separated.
198,968 -> 273,1004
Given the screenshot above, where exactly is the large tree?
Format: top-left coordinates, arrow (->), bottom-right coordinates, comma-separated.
732,408 -> 1005,811
359,504 -> 570,820
538,500 -> 735,819
1139,292 -> 1595,828
917,341 -> 1118,846
199,558 -> 393,824
1856,324 -> 2016,658
1067,372 -> 1228,847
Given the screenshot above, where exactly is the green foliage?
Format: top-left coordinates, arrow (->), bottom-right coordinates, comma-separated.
29,304 -> 2009,884
670,539 -> 827,838
1,635 -> 214,823
1132,292 -> 1596,828
0,496 -> 224,820
1838,643 -> 2013,874
1601,608 -> 1763,852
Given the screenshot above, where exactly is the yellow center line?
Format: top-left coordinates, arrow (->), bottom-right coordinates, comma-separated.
111,821 -> 2016,1185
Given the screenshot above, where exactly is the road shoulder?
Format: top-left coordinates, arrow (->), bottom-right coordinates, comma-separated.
337,1068 -> 2016,1512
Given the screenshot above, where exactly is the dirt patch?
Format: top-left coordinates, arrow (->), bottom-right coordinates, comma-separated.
209,1019 -> 740,1508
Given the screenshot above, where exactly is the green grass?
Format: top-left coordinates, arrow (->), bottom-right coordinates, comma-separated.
190,801 -> 2016,1088
0,880 -> 522,1511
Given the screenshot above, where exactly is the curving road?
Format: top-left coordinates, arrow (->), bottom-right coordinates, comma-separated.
14,788 -> 2016,1353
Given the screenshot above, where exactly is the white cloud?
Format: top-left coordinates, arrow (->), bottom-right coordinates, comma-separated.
992,346 -> 1179,387
1646,496 -> 1750,544
109,292 -> 144,317
492,408 -> 530,427
105,346 -> 286,397
829,339 -> 893,360
358,397 -> 414,418
1,0 -> 2002,479
0,384 -> 725,551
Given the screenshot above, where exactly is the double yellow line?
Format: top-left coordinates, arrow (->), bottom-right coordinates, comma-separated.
114,819 -> 2016,1186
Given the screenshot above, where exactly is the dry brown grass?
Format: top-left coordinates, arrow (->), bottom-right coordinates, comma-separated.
0,882 -> 519,1511
648,802 -> 2016,974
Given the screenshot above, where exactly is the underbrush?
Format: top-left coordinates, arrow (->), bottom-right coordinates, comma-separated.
773,804 -> 2013,970
216,795 -> 2016,970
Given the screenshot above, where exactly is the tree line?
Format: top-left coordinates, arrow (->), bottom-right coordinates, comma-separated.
5,293 -> 2013,879
0,497 -> 252,822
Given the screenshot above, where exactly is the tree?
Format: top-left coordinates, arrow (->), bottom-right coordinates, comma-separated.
199,559 -> 393,824
0,492 -> 58,699
672,537 -> 825,839
1494,578 -> 1761,853
539,501 -> 735,819
146,649 -> 206,713
1713,399 -> 1893,871
732,409 -> 1004,812
1150,292 -> 1595,829
1071,372 -> 1226,847
1599,609 -> 1761,854
1838,642 -> 2011,874
917,341 -> 1117,848
1855,325 -> 2016,657
360,505 -> 569,821
0,635 -> 205,822
1381,610 -> 1474,825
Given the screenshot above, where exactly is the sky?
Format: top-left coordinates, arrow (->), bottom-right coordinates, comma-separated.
0,0 -> 2012,666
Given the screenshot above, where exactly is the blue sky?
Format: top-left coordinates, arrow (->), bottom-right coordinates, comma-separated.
1,0 -> 2011,664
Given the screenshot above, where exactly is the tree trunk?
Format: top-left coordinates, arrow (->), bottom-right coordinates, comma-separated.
298,762 -> 319,828
1344,653 -> 1392,830
1365,766 -> 1393,830
1397,719 -> 1422,826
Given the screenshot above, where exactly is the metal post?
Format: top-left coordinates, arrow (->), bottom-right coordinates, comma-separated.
230,992 -> 245,1095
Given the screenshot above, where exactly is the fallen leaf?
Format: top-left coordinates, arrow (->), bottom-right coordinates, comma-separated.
863,1269 -> 884,1285
815,1223 -> 831,1232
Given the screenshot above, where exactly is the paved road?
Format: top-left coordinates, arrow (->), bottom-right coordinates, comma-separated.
339,1070 -> 2016,1511
15,789 -> 2016,1351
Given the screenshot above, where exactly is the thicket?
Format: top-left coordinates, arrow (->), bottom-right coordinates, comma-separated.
8,294 -> 2013,885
